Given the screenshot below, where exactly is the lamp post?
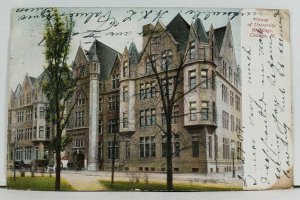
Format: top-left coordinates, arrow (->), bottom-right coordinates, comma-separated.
231,142 -> 235,178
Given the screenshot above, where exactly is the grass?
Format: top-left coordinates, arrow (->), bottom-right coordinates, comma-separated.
99,180 -> 242,191
7,176 -> 75,191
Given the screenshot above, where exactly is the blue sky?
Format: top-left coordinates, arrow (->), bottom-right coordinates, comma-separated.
9,7 -> 241,90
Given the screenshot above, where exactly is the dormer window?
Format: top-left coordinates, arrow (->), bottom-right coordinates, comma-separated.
123,60 -> 129,77
151,36 -> 161,45
189,40 -> 196,59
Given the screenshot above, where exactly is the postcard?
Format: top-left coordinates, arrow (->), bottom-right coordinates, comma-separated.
6,7 -> 292,191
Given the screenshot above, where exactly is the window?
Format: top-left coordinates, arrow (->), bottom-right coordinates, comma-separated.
125,141 -> 130,158
235,95 -> 241,111
98,120 -> 103,134
109,119 -> 117,133
123,112 -> 128,128
161,107 -> 166,125
39,126 -> 44,138
145,82 -> 151,99
20,95 -> 25,106
99,98 -> 103,112
112,74 -> 119,90
231,115 -> 235,132
46,127 -> 51,139
161,78 -> 173,96
189,102 -> 197,121
201,101 -> 209,120
222,84 -> 228,103
39,106 -> 45,118
172,105 -> 180,124
223,138 -> 230,159
222,60 -> 227,78
26,93 -> 31,104
140,136 -> 156,158
162,135 -> 180,157
237,141 -> 242,159
24,146 -> 33,160
17,111 -> 24,123
151,36 -> 161,45
108,141 -> 119,159
25,110 -> 32,122
200,69 -> 208,89
234,72 -> 238,87
192,136 -> 199,157
229,67 -> 233,82
140,83 -> 145,100
189,40 -> 196,59
16,147 -> 23,161
123,60 -> 129,77
161,49 -> 172,70
230,91 -> 234,107
222,111 -> 229,129
208,136 -> 212,158
151,81 -> 157,98
74,139 -> 84,148
77,91 -> 85,105
188,70 -> 196,89
199,48 -> 206,60
16,129 -> 23,141
98,142 -> 103,160
145,57 -> 152,74
123,86 -> 129,102
75,111 -> 84,127
108,96 -> 118,111
140,109 -> 156,127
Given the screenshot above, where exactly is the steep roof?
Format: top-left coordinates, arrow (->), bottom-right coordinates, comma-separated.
166,13 -> 190,51
128,42 -> 139,66
213,26 -> 227,54
194,18 -> 208,43
29,76 -> 37,86
86,40 -> 120,80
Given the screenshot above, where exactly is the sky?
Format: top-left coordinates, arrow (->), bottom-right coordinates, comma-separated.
8,7 -> 241,90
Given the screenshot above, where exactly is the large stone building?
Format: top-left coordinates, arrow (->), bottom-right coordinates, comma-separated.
7,73 -> 53,168
8,14 -> 242,174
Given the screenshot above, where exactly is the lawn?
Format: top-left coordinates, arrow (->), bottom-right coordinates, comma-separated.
99,180 -> 242,191
7,176 -> 75,191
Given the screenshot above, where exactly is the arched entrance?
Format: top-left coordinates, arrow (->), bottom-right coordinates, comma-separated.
73,150 -> 85,170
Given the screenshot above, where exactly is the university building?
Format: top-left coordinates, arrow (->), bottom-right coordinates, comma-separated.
8,14 -> 243,173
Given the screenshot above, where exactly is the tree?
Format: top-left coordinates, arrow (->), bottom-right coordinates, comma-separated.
42,8 -> 75,191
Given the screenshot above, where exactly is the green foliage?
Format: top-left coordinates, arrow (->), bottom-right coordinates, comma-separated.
42,8 -> 76,131
7,177 -> 74,191
99,180 -> 242,191
48,134 -> 72,152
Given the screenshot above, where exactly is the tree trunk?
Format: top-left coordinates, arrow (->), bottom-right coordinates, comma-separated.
55,128 -> 62,191
111,132 -> 116,186
166,118 -> 173,191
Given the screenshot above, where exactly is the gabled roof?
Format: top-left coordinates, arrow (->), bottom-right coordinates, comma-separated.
194,18 -> 208,43
128,42 -> 139,66
166,13 -> 190,52
86,40 -> 120,80
29,77 -> 37,86
213,26 -> 227,55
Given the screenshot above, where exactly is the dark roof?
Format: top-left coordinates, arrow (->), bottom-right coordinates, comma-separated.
166,13 -> 191,52
86,40 -> 120,80
128,42 -> 139,66
194,18 -> 208,43
213,26 -> 227,54
29,76 -> 37,86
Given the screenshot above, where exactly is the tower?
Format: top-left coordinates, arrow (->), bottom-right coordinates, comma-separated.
87,54 -> 100,170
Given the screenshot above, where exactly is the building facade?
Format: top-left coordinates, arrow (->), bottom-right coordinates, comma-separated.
7,74 -> 53,168
8,14 -> 243,173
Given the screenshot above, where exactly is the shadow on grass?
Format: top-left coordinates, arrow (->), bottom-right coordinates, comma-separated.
7,177 -> 75,191
99,180 -> 242,192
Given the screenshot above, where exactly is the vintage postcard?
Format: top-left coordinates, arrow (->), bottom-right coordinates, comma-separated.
6,7 -> 292,191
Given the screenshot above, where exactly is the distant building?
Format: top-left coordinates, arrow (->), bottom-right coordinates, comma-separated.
7,73 -> 53,168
